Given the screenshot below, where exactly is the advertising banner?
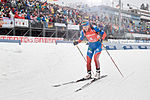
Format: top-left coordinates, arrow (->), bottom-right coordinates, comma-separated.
54,23 -> 66,27
67,24 -> 80,30
0,36 -> 63,43
0,17 -> 14,28
15,19 -> 29,27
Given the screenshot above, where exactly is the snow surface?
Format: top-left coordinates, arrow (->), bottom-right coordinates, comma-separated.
0,43 -> 150,100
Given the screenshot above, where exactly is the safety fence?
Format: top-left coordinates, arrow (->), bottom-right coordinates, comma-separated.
56,40 -> 150,50
0,17 -> 150,40
0,17 -> 80,40
103,43 -> 150,50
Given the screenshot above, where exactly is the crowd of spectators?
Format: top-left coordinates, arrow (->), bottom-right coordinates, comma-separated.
0,0 -> 150,35
87,13 -> 150,35
0,0 -> 84,28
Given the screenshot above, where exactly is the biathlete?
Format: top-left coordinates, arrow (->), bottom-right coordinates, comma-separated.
73,20 -> 107,79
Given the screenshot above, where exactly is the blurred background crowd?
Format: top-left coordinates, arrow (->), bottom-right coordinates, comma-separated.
0,0 -> 150,37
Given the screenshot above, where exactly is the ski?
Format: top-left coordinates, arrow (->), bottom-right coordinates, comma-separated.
75,75 -> 108,92
52,77 -> 92,87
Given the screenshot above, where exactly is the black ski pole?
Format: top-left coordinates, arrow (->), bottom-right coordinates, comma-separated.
103,45 -> 124,77
76,45 -> 86,62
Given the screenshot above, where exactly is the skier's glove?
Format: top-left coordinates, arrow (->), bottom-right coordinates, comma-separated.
73,41 -> 79,45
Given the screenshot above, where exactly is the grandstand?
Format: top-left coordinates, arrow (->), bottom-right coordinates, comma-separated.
0,0 -> 150,41
83,5 -> 150,39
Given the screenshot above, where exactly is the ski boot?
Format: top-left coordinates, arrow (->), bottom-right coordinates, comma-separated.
95,69 -> 100,79
84,71 -> 92,80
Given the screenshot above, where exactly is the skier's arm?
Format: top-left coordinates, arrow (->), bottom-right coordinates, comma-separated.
93,26 -> 107,41
100,30 -> 107,41
78,30 -> 85,43
73,30 -> 85,45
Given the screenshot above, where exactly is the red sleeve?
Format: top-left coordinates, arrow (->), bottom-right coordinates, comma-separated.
78,39 -> 82,43
101,32 -> 107,40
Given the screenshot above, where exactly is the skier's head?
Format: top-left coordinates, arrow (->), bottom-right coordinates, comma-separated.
82,20 -> 90,32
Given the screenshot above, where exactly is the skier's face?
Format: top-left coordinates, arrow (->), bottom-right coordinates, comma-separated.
83,25 -> 90,32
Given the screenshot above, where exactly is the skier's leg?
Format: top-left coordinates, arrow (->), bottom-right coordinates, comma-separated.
84,49 -> 94,79
93,44 -> 103,79
94,43 -> 103,71
94,52 -> 101,71
87,55 -> 92,73
86,47 -> 94,74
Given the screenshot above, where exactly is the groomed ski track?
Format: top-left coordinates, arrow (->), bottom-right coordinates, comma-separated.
0,43 -> 150,100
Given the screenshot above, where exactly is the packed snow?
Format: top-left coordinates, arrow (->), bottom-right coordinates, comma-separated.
0,43 -> 150,100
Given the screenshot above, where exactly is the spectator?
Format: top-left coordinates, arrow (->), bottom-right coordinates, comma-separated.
0,0 -> 149,36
